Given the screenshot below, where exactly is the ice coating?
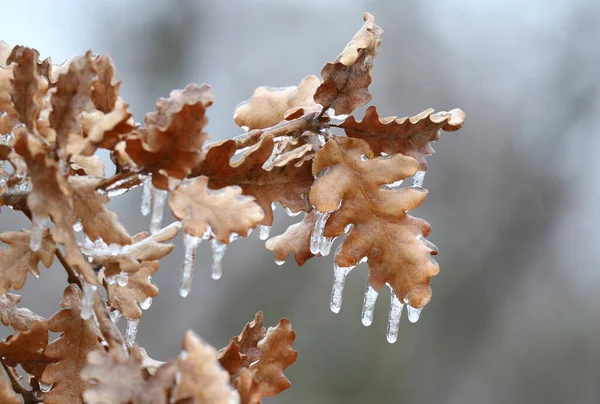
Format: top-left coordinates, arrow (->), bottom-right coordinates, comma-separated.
73,220 -> 83,232
29,213 -> 48,252
258,224 -> 271,240
210,238 -> 227,280
406,303 -> 423,323
386,285 -> 404,344
117,272 -> 129,287
412,170 -> 426,188
381,179 -> 404,190
80,282 -> 97,320
110,310 -> 122,324
310,210 -> 331,255
150,189 -> 168,234
141,176 -> 153,216
126,318 -> 140,347
361,283 -> 379,326
284,207 -> 302,217
330,262 -> 354,314
139,296 -> 153,310
180,233 -> 202,297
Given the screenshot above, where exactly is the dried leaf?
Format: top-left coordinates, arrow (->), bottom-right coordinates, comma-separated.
81,347 -> 177,404
0,293 -> 45,332
234,75 -> 320,130
0,41 -> 12,65
68,175 -> 130,245
0,64 -> 19,135
314,13 -> 383,115
0,230 -> 55,295
218,312 -> 266,377
236,369 -> 261,404
70,154 -> 105,177
169,176 -> 264,243
7,46 -> 48,133
310,137 -> 439,307
0,369 -> 19,404
41,285 -> 104,404
90,55 -> 119,113
0,320 -> 55,379
341,106 -> 466,169
175,330 -> 237,404
124,84 -> 214,190
265,211 -> 315,266
196,134 -> 312,226
106,260 -> 159,320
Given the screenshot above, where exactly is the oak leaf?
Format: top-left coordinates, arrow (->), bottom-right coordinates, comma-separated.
218,311 -> 266,377
310,137 -> 439,308
0,63 -> 18,135
195,134 -> 312,226
0,369 -> 19,404
0,230 -> 55,295
106,260 -> 159,320
175,330 -> 237,404
169,176 -> 264,243
90,55 -> 119,113
70,154 -> 105,177
341,105 -> 466,169
124,84 -> 214,190
265,211 -> 315,266
81,347 -> 177,404
234,75 -> 320,130
0,319 -> 55,379
41,285 -> 104,404
0,293 -> 45,331
314,13 -> 383,115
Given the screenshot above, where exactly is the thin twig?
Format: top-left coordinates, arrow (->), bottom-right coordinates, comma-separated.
1,358 -> 41,403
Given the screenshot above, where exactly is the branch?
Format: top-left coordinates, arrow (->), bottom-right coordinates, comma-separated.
1,358 -> 41,403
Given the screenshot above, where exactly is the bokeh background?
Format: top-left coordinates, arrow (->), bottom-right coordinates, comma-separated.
2,0 -> 600,403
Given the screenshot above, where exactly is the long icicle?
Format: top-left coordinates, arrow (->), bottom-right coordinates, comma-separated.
386,285 -> 404,344
210,239 -> 227,280
29,213 -> 48,252
310,210 -> 331,255
80,282 -> 97,320
140,176 -> 153,216
361,283 -> 379,326
150,189 -> 168,234
180,233 -> 202,297
125,318 -> 140,347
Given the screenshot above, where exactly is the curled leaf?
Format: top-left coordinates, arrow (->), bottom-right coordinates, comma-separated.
266,211 -> 315,266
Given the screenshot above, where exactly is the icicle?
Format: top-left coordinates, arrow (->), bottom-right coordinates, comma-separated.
149,189 -> 168,234
284,207 -> 301,217
125,318 -> 140,347
258,224 -> 271,240
275,259 -> 285,266
117,272 -> 129,287
361,283 -> 379,326
106,188 -> 129,197
406,301 -> 423,323
180,233 -> 202,297
73,220 -> 83,232
386,285 -> 404,344
412,170 -> 426,188
210,239 -> 227,280
140,296 -> 153,310
141,176 -> 153,216
80,282 -> 97,320
310,210 -> 331,255
330,261 -> 354,314
344,224 -> 354,234
29,214 -> 48,252
381,179 -> 404,190
39,382 -> 52,393
320,237 -> 335,256
110,310 -> 122,324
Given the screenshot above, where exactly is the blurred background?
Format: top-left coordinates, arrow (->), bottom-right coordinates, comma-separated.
2,0 -> 600,403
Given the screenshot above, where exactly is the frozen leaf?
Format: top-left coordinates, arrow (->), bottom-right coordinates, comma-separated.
0,369 -> 19,404
124,84 -> 215,190
70,154 -> 105,177
0,230 -> 55,294
314,13 -> 383,115
265,211 -> 315,266
234,75 -> 320,130
175,330 -> 237,404
41,285 -> 104,404
69,176 -> 130,245
196,134 -> 312,226
81,347 -> 177,404
0,319 -> 55,379
0,293 -> 45,332
310,137 -> 439,308
169,176 -> 263,243
341,105 -> 466,169
7,46 -> 48,134
106,260 -> 159,320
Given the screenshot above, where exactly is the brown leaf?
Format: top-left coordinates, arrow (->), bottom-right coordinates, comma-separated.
0,41 -> 12,65
196,134 -> 312,226
69,175 -> 131,245
7,46 -> 48,134
70,154 -> 105,177
314,13 -> 383,115
0,64 -> 19,135
124,84 -> 214,190
0,230 -> 55,295
218,312 -> 266,377
15,133 -> 97,284
169,176 -> 264,243
175,330 -> 237,404
341,105 -> 466,169
81,347 -> 177,404
265,211 -> 315,266
90,55 -> 119,113
236,369 -> 262,404
234,75 -> 320,130
50,52 -> 97,160
310,137 -> 439,307
0,320 -> 55,379
0,293 -> 45,333
106,260 -> 159,320
41,285 -> 104,404
0,369 -> 19,404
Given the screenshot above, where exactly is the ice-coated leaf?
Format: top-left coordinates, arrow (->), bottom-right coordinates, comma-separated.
234,75 -> 320,130
41,285 -> 104,404
195,134 -> 312,227
341,105 -> 466,170
0,230 -> 55,295
106,260 -> 160,321
0,320 -> 55,379
310,137 -> 439,309
313,13 -> 383,115
124,84 -> 214,190
265,211 -> 316,266
81,347 -> 177,404
170,175 -> 264,244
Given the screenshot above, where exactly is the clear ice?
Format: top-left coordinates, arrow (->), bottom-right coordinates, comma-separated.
149,189 -> 168,234
80,282 -> 97,320
406,301 -> 423,323
110,310 -> 122,324
141,176 -> 153,216
361,283 -> 379,326
382,179 -> 404,190
180,233 -> 202,297
284,207 -> 301,217
139,296 -> 153,310
412,171 -> 426,188
73,220 -> 83,233
310,210 -> 331,255
258,224 -> 271,240
330,262 -> 355,314
125,318 -> 140,347
117,272 -> 129,287
29,214 -> 48,252
210,238 -> 227,280
386,285 -> 404,344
